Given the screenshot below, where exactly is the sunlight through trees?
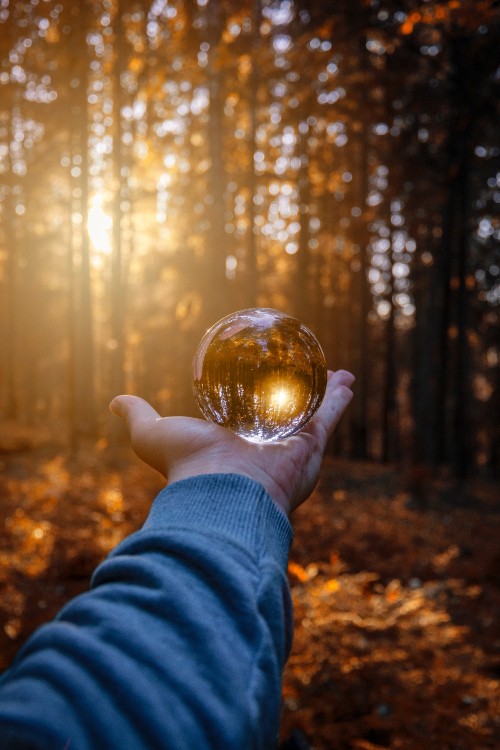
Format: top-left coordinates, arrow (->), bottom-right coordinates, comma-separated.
0,0 -> 498,475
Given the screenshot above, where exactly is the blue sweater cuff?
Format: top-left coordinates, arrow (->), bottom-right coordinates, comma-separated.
142,473 -> 293,570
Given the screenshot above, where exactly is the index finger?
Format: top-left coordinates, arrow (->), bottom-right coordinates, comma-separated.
306,369 -> 355,447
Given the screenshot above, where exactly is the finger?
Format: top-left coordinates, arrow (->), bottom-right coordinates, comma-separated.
306,370 -> 354,447
323,370 -> 355,410
327,368 -> 356,389
110,395 -> 172,476
109,395 -> 161,437
326,383 -> 354,434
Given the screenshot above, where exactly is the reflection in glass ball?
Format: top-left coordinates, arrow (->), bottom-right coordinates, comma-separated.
192,308 -> 327,442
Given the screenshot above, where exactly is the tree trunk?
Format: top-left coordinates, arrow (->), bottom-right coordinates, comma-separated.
350,122 -> 370,460
110,0 -> 126,399
243,0 -> 262,308
447,36 -> 475,478
3,175 -> 18,420
413,35 -> 475,478
382,274 -> 396,463
71,0 -> 97,440
294,130 -> 311,325
203,0 -> 229,327
1,71 -> 20,421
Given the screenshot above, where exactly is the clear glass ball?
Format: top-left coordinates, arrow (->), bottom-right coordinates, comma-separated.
193,308 -> 327,442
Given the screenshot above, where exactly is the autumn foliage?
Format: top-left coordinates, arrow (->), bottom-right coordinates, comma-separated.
0,448 -> 499,749
0,2 -> 499,746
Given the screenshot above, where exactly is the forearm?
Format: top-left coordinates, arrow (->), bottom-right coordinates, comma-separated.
0,474 -> 293,750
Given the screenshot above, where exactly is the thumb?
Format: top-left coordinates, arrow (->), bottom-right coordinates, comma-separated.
110,395 -> 170,476
109,395 -> 161,438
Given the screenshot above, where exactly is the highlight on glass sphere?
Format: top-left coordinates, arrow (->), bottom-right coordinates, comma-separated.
192,308 -> 328,443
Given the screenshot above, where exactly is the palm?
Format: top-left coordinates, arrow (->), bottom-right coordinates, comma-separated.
111,369 -> 354,516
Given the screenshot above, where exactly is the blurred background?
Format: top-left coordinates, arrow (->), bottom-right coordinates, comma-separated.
1,5 -> 500,748
0,0 -> 499,477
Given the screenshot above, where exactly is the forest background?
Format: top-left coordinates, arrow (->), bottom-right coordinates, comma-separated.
1,3 -> 500,749
0,0 -> 499,476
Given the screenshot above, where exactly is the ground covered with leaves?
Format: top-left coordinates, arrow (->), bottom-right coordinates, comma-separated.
0,439 -> 499,750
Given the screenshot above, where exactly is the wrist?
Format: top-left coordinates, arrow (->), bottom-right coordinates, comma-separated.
168,465 -> 290,517
167,446 -> 293,516
144,473 -> 293,568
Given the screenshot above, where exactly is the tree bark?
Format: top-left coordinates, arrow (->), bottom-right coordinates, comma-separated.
203,0 -> 229,327
110,0 -> 126,399
71,0 -> 97,439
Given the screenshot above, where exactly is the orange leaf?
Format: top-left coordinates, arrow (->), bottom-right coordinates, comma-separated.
324,578 -> 340,593
288,561 -> 308,583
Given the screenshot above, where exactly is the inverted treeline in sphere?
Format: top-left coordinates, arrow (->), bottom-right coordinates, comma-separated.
193,308 -> 327,442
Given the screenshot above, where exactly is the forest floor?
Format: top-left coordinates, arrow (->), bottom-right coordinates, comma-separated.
0,427 -> 499,750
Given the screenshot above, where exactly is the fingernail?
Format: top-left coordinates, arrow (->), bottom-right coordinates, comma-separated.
109,397 -> 122,417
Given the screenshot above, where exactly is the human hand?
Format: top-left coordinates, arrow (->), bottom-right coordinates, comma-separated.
110,369 -> 354,517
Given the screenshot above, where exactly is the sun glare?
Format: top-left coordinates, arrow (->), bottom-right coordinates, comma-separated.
270,386 -> 292,410
88,200 -> 112,254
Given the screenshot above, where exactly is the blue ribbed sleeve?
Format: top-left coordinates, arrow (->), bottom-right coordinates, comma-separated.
0,474 -> 293,749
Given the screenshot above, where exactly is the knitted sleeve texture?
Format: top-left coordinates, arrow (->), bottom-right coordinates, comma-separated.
0,474 -> 293,750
